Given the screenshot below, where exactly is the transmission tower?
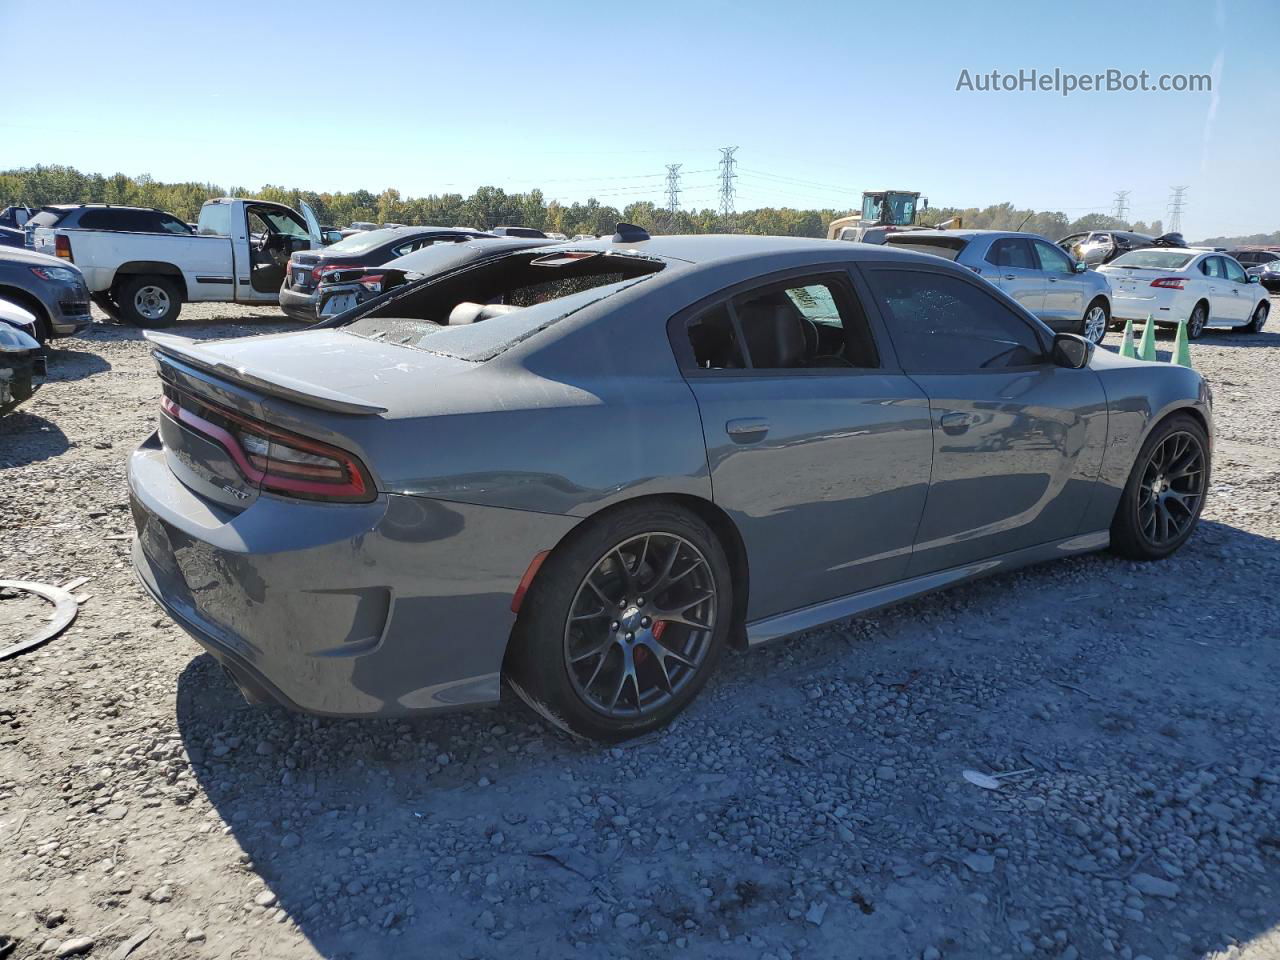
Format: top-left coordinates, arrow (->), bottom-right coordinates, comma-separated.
665,163 -> 682,214
717,146 -> 739,217
1112,190 -> 1130,222
1168,186 -> 1188,234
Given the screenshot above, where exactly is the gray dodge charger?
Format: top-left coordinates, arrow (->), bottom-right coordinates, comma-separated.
128,229 -> 1212,741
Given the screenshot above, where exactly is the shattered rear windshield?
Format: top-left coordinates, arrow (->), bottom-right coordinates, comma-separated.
342,274 -> 654,362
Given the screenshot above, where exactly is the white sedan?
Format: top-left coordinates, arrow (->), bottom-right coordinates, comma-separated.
1099,247 -> 1270,338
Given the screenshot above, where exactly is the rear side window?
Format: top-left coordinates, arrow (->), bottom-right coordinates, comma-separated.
685,274 -> 878,371
1200,257 -> 1225,278
985,238 -> 1036,269
865,268 -> 1044,373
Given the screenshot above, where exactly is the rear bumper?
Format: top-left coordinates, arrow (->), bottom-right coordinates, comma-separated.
278,285 -> 318,322
127,433 -> 578,716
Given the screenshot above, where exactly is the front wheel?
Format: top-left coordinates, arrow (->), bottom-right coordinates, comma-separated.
1110,413 -> 1210,561
1244,300 -> 1269,334
506,503 -> 733,742
117,275 -> 182,328
1081,299 -> 1109,345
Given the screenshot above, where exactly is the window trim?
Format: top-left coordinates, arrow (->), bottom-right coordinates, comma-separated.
854,261 -> 1054,375
667,264 -> 886,378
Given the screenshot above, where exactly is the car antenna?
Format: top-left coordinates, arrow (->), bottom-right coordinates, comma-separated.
613,222 -> 650,243
1016,212 -> 1034,232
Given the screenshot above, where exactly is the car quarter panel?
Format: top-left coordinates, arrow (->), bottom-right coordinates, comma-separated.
1076,349 -> 1213,533
130,433 -> 578,715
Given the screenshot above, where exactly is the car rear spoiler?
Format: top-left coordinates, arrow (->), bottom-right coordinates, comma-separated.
144,332 -> 388,416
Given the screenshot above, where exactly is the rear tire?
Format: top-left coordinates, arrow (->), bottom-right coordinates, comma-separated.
1187,302 -> 1208,340
1081,298 -> 1109,345
1244,300 -> 1269,334
506,502 -> 733,742
117,275 -> 182,328
1110,413 -> 1209,561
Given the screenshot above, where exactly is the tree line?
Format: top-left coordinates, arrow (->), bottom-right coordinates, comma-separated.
9,164 -> 1261,246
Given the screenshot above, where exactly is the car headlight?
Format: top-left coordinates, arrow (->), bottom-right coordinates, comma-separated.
29,266 -> 81,283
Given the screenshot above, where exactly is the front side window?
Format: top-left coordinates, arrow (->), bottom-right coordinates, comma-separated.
1223,258 -> 1248,282
685,275 -> 878,372
865,268 -> 1045,373
1033,239 -> 1075,274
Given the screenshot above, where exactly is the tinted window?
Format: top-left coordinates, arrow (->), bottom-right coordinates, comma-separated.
685,276 -> 878,371
883,234 -> 968,261
392,235 -> 470,257
738,278 -> 877,369
1033,239 -> 1075,274
156,213 -> 191,235
985,238 -> 1036,269
866,268 -> 1044,372
1223,258 -> 1248,282
688,304 -> 745,369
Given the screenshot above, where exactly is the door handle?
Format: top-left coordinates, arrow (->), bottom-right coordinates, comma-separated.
940,412 -> 976,435
1002,274 -> 1017,281
726,417 -> 769,442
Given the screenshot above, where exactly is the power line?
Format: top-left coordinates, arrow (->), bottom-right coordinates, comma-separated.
1168,185 -> 1188,234
718,147 -> 738,217
665,163 -> 682,214
1112,190 -> 1130,221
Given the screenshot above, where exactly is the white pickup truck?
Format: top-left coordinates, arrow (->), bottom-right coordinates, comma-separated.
30,198 -> 323,327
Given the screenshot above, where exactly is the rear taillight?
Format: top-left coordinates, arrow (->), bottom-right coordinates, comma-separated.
358,273 -> 384,292
313,263 -> 361,284
160,387 -> 374,502
1150,277 -> 1185,289
55,234 -> 73,262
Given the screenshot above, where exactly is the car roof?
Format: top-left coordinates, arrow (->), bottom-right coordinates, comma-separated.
40,203 -> 162,212
534,233 -> 937,266
884,229 -> 1022,240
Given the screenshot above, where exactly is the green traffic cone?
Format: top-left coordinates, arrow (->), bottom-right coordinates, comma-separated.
1119,317 -> 1136,358
1137,313 -> 1157,361
1172,317 -> 1192,368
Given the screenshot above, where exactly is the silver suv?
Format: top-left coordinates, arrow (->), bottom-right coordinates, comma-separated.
884,230 -> 1113,344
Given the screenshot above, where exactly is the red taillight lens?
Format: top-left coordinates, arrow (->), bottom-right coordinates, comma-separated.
358,273 -> 384,292
1150,277 -> 1185,289
160,387 -> 374,502
55,234 -> 73,262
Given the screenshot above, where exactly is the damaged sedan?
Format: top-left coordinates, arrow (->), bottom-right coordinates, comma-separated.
129,228 -> 1212,741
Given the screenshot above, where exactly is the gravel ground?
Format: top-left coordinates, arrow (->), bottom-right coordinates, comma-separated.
2,300 -> 1279,960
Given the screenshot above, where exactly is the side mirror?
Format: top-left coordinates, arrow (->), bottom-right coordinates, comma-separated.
1051,333 -> 1093,369
1074,261 -> 1088,273
1248,274 -> 1260,284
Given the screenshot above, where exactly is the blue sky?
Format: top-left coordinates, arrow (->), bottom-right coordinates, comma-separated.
3,0 -> 1275,239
